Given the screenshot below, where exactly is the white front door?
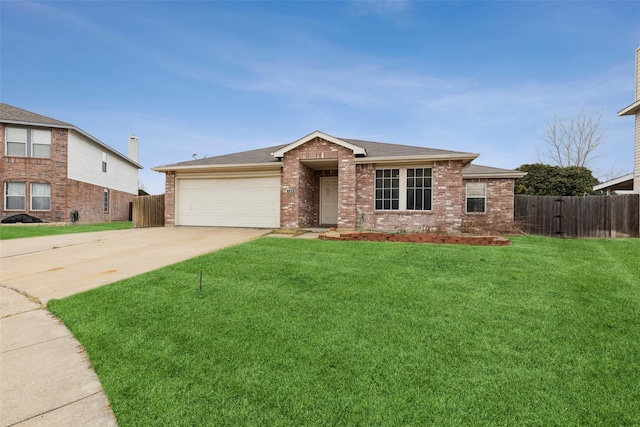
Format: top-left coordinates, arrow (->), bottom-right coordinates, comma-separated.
320,177 -> 339,225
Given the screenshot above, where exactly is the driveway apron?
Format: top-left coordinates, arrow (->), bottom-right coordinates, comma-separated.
0,227 -> 269,426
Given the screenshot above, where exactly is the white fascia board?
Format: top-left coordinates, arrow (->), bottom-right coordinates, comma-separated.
463,172 -> 527,179
356,153 -> 480,166
1,119 -> 73,128
593,173 -> 634,191
618,100 -> 640,116
271,130 -> 366,157
151,162 -> 283,173
2,119 -> 143,169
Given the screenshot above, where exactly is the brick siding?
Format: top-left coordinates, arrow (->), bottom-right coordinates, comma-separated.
463,178 -> 515,221
66,180 -> 132,222
355,160 -> 466,232
280,137 -> 354,228
164,171 -> 176,225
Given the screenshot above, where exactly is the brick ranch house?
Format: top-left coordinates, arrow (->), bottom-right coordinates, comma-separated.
153,131 -> 526,232
1,103 -> 142,223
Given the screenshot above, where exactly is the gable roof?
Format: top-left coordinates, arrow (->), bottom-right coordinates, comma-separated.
462,164 -> 527,178
153,132 -> 480,172
0,103 -> 142,169
272,130 -> 367,157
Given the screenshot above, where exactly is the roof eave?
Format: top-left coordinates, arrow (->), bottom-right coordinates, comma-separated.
1,118 -> 73,128
152,162 -> 283,173
593,173 -> 635,191
618,100 -> 640,116
463,172 -> 527,179
2,119 -> 143,169
356,153 -> 480,166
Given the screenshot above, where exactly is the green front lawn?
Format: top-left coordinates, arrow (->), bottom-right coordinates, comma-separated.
0,221 -> 132,240
48,236 -> 640,426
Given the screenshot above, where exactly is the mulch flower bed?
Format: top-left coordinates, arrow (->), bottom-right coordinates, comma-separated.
319,231 -> 511,246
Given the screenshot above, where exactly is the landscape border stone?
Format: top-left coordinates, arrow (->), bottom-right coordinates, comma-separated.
318,231 -> 511,246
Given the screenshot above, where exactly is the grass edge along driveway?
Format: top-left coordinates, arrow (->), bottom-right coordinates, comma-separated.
0,221 -> 132,240
48,236 -> 640,426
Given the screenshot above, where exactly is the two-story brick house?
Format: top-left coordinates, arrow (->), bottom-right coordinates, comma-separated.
153,130 -> 525,232
1,103 -> 142,223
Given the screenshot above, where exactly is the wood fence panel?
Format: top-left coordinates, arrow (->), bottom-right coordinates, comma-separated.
133,194 -> 165,228
514,194 -> 639,238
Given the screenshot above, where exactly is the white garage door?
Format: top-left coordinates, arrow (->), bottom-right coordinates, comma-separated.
177,176 -> 281,228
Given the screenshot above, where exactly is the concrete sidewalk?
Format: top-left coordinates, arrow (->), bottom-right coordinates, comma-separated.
0,227 -> 269,426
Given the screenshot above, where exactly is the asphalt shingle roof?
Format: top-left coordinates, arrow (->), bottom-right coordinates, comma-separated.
157,145 -> 287,168
462,164 -> 524,176
0,103 -> 141,168
342,138 -> 474,158
155,137 -> 478,169
0,103 -> 71,127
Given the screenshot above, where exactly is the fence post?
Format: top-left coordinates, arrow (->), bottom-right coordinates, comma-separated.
554,197 -> 563,237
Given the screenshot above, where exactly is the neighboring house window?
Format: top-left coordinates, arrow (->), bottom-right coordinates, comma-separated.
406,168 -> 432,211
31,183 -> 51,211
104,189 -> 109,212
32,129 -> 52,158
375,169 -> 399,210
5,182 -> 26,210
5,127 -> 51,158
375,167 -> 432,211
102,152 -> 107,173
466,182 -> 486,213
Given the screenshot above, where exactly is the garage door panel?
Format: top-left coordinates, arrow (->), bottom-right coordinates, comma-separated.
177,177 -> 280,228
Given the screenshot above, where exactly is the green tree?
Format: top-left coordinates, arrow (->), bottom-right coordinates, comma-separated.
515,164 -> 599,196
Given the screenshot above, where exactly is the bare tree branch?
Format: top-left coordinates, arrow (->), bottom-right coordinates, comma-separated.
536,108 -> 607,168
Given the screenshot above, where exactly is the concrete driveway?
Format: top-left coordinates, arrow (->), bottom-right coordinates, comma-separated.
0,226 -> 269,427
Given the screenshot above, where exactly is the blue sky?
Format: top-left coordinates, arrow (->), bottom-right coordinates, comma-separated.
2,1 -> 639,195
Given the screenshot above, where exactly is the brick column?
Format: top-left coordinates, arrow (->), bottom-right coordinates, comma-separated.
164,171 -> 176,226
337,151 -> 356,230
433,160 -> 464,231
280,155 -> 300,228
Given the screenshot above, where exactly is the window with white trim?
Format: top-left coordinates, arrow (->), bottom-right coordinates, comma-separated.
5,127 -> 51,158
102,152 -> 107,173
406,168 -> 432,211
31,183 -> 51,211
32,129 -> 52,158
375,167 -> 432,211
466,182 -> 486,213
5,182 -> 26,210
375,169 -> 399,210
103,189 -> 109,212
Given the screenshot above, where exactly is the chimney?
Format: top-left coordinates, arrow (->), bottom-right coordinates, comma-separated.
128,134 -> 139,163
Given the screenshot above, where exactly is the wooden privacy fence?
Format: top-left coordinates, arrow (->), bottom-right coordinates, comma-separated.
514,194 -> 639,238
132,194 -> 165,228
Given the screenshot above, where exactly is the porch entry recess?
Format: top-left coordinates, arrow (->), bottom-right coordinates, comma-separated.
320,177 -> 338,226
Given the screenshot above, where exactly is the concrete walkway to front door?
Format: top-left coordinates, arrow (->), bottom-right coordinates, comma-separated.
0,226 -> 269,426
